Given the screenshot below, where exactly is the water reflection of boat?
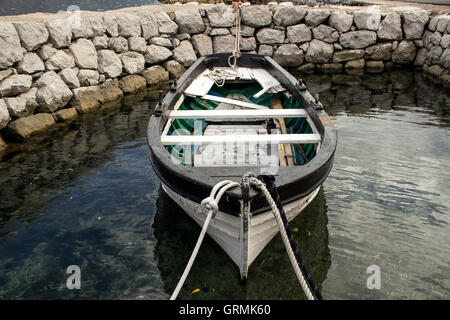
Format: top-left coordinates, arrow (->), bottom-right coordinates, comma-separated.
153,185 -> 331,300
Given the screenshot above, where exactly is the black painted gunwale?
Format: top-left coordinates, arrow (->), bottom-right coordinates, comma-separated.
147,53 -> 337,216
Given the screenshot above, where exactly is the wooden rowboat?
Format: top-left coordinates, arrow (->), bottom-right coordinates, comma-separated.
147,53 -> 337,281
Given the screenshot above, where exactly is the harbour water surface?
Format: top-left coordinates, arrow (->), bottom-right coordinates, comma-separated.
0,70 -> 448,299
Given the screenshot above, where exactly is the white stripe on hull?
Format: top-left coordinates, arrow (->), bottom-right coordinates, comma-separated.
161,183 -> 320,278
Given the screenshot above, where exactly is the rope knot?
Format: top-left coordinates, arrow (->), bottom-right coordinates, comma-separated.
201,197 -> 218,217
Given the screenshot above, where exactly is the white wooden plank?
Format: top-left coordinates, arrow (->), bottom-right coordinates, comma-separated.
202,94 -> 268,110
184,76 -> 215,97
161,133 -> 321,145
168,109 -> 308,120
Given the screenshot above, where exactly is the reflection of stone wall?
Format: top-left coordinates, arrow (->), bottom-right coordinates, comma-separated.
302,70 -> 450,125
0,2 -> 449,147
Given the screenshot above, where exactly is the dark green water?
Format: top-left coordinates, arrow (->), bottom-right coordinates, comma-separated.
0,70 -> 448,299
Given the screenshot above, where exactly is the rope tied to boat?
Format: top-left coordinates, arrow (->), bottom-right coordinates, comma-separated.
228,1 -> 242,69
243,172 -> 323,300
170,180 -> 240,300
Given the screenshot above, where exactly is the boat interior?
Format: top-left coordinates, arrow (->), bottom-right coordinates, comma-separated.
161,67 -> 321,168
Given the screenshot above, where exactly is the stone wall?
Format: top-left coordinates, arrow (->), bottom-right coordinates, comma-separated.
0,2 -> 449,148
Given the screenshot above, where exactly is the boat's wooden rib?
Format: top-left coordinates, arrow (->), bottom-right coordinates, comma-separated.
160,133 -> 321,145
167,108 -> 308,120
202,94 -> 268,110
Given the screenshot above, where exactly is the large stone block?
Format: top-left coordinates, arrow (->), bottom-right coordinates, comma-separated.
34,71 -> 73,112
69,39 -> 98,69
256,28 -> 285,45
339,30 -> 377,49
241,5 -> 272,28
273,44 -> 304,67
0,23 -> 24,69
206,5 -> 235,28
305,39 -> 334,63
6,113 -> 55,140
273,6 -> 306,27
174,9 -> 205,34
402,9 -> 429,40
14,22 -> 49,51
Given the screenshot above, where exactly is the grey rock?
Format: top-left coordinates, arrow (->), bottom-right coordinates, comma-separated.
93,35 -> 109,50
97,50 -> 123,78
402,9 -> 429,40
120,52 -> 145,74
424,31 -> 442,49
273,44 -> 304,67
441,34 -> 450,49
149,37 -> 173,48
365,43 -> 392,61
286,24 -> 311,44
414,47 -> 427,66
391,40 -> 416,64
116,13 -> 141,38
0,99 -> 11,129
69,39 -> 98,69
305,39 -> 334,63
34,71 -> 73,112
108,37 -> 129,53
258,44 -> 273,57
0,68 -> 15,82
241,5 -> 272,28
4,96 -> 30,118
103,14 -> 119,37
141,65 -> 169,85
329,11 -> 353,33
436,15 -> 450,33
209,28 -> 230,36
88,15 -> 105,37
256,28 -> 285,45
17,53 -> 45,74
144,45 -> 172,65
128,36 -> 147,53
59,68 -> 80,88
18,87 -> 38,111
439,48 -> 450,69
305,9 -> 330,27
71,16 -> 95,39
37,44 -> 57,61
14,22 -> 49,51
0,74 -> 32,97
46,19 -> 72,48
45,50 -> 75,71
0,23 -> 24,69
140,11 -> 159,40
273,6 -> 306,27
339,30 -> 377,49
353,8 -> 381,31
377,13 -> 402,41
175,9 -> 205,34
312,25 -> 339,43
173,40 -> 197,67
154,11 -> 178,35
213,35 -> 235,54
206,5 -> 235,28
191,34 -> 213,56
426,46 -> 443,65
163,60 -> 185,79
78,69 -> 99,86
333,49 -> 365,63
240,37 -> 257,51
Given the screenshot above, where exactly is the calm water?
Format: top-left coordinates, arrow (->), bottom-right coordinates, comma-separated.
0,70 -> 449,300
0,0 -> 161,16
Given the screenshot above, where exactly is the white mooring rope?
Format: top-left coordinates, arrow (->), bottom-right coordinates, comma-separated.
169,180 -> 240,300
245,173 -> 315,300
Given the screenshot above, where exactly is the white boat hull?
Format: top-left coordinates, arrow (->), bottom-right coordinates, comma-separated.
161,182 -> 321,280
